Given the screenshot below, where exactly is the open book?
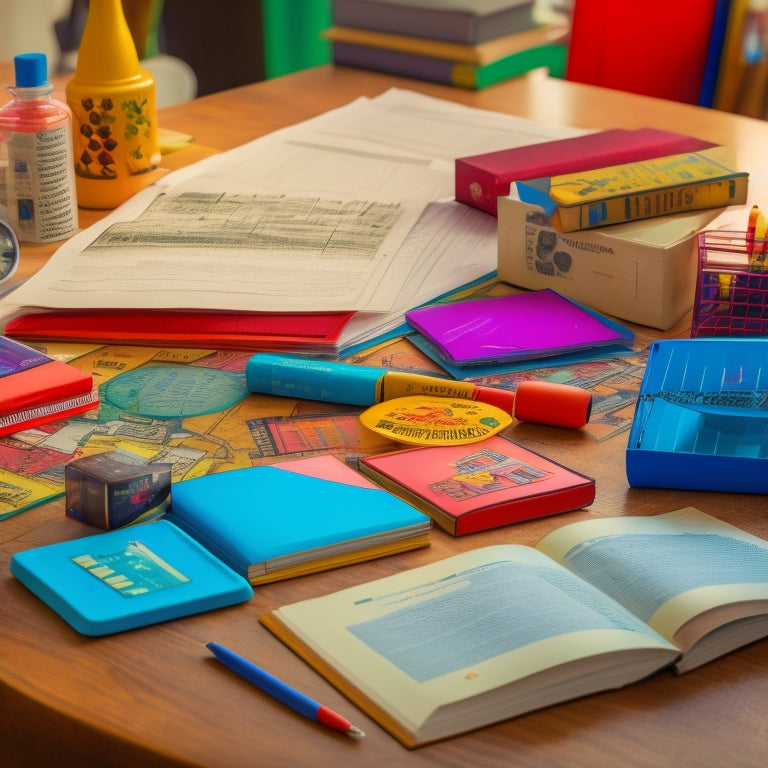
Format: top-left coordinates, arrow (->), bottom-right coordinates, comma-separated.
261,507 -> 768,747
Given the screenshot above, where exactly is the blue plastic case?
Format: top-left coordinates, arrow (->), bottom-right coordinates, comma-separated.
626,338 -> 768,493
10,520 -> 253,635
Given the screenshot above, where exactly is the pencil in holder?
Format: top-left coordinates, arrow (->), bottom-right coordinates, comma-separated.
691,230 -> 768,338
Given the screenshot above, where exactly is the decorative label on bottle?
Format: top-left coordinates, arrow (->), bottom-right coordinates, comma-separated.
0,53 -> 79,243
66,0 -> 161,209
70,92 -> 158,186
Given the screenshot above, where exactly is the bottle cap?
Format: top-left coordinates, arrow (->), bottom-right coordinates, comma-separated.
14,53 -> 48,88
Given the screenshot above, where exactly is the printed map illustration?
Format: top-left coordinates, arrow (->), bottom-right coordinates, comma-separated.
0,332 -> 648,521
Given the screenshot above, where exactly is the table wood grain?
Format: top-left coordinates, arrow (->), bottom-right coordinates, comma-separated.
1,64 -> 767,768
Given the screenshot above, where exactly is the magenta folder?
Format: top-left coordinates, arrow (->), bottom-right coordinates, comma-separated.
405,289 -> 632,365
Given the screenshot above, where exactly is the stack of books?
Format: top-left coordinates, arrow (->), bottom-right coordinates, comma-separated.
454,128 -> 750,330
325,0 -> 569,89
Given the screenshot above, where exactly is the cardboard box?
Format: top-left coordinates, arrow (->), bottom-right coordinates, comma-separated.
65,452 -> 172,529
497,197 -> 725,329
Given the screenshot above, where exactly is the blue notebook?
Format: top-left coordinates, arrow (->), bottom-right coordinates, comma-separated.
165,454 -> 432,584
10,519 -> 253,636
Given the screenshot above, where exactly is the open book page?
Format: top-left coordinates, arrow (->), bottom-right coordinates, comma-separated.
263,544 -> 678,744
536,507 -> 768,670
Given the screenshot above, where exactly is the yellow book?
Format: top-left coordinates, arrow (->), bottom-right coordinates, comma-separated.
514,146 -> 749,232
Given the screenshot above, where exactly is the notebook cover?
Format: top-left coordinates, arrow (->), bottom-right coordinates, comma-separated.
405,289 -> 632,365
165,455 -> 431,582
10,520 -> 253,636
360,435 -> 595,535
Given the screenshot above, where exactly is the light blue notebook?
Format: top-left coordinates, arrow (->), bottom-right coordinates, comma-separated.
10,519 -> 253,636
164,454 -> 431,584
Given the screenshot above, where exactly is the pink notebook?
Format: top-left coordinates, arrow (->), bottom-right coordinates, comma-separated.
405,289 -> 632,365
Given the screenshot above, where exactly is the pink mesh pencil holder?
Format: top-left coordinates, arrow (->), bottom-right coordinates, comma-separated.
691,231 -> 768,338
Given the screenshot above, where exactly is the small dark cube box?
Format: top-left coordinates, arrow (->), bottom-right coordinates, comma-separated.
65,452 -> 172,529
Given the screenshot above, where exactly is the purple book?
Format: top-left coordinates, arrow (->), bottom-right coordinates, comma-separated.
405,289 -> 633,365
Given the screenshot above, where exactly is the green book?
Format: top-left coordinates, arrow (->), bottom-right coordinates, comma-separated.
332,41 -> 567,89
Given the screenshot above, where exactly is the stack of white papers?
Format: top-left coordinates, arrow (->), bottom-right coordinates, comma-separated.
0,89 -> 584,353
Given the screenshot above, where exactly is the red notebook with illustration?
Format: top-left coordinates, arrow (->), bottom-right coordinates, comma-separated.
0,336 -> 98,437
359,434 -> 595,536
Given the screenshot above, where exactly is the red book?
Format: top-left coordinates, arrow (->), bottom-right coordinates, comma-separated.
359,434 -> 594,536
0,336 -> 98,437
454,127 -> 716,215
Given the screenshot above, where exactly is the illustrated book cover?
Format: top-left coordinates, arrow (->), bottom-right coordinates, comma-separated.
359,434 -> 595,535
514,146 -> 748,232
404,288 -> 632,365
260,507 -> 768,747
0,335 -> 98,437
10,519 -> 253,636
164,454 -> 431,584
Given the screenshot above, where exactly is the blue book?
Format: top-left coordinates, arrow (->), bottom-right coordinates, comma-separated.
165,455 -> 432,584
10,520 -> 253,636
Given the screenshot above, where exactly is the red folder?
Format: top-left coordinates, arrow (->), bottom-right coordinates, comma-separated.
5,309 -> 354,352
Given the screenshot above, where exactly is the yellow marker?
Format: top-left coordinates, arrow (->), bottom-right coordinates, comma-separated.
751,207 -> 768,272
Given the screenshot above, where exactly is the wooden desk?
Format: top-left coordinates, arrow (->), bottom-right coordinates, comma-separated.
2,66 -> 767,768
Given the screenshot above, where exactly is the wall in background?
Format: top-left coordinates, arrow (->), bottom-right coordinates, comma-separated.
262,0 -> 332,79
0,0 -> 71,71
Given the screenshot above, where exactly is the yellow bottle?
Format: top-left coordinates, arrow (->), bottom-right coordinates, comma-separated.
66,0 -> 161,209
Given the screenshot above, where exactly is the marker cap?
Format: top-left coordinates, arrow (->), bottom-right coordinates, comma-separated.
512,380 -> 592,429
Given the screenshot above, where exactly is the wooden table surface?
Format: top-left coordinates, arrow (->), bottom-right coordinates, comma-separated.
1,64 -> 767,768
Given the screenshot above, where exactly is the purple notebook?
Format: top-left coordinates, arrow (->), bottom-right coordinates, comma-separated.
405,289 -> 632,365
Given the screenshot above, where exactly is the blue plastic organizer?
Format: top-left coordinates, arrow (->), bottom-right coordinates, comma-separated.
626,337 -> 768,493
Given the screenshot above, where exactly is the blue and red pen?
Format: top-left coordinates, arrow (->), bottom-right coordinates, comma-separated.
206,641 -> 365,739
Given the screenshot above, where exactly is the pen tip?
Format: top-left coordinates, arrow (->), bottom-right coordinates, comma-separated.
347,725 -> 366,739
